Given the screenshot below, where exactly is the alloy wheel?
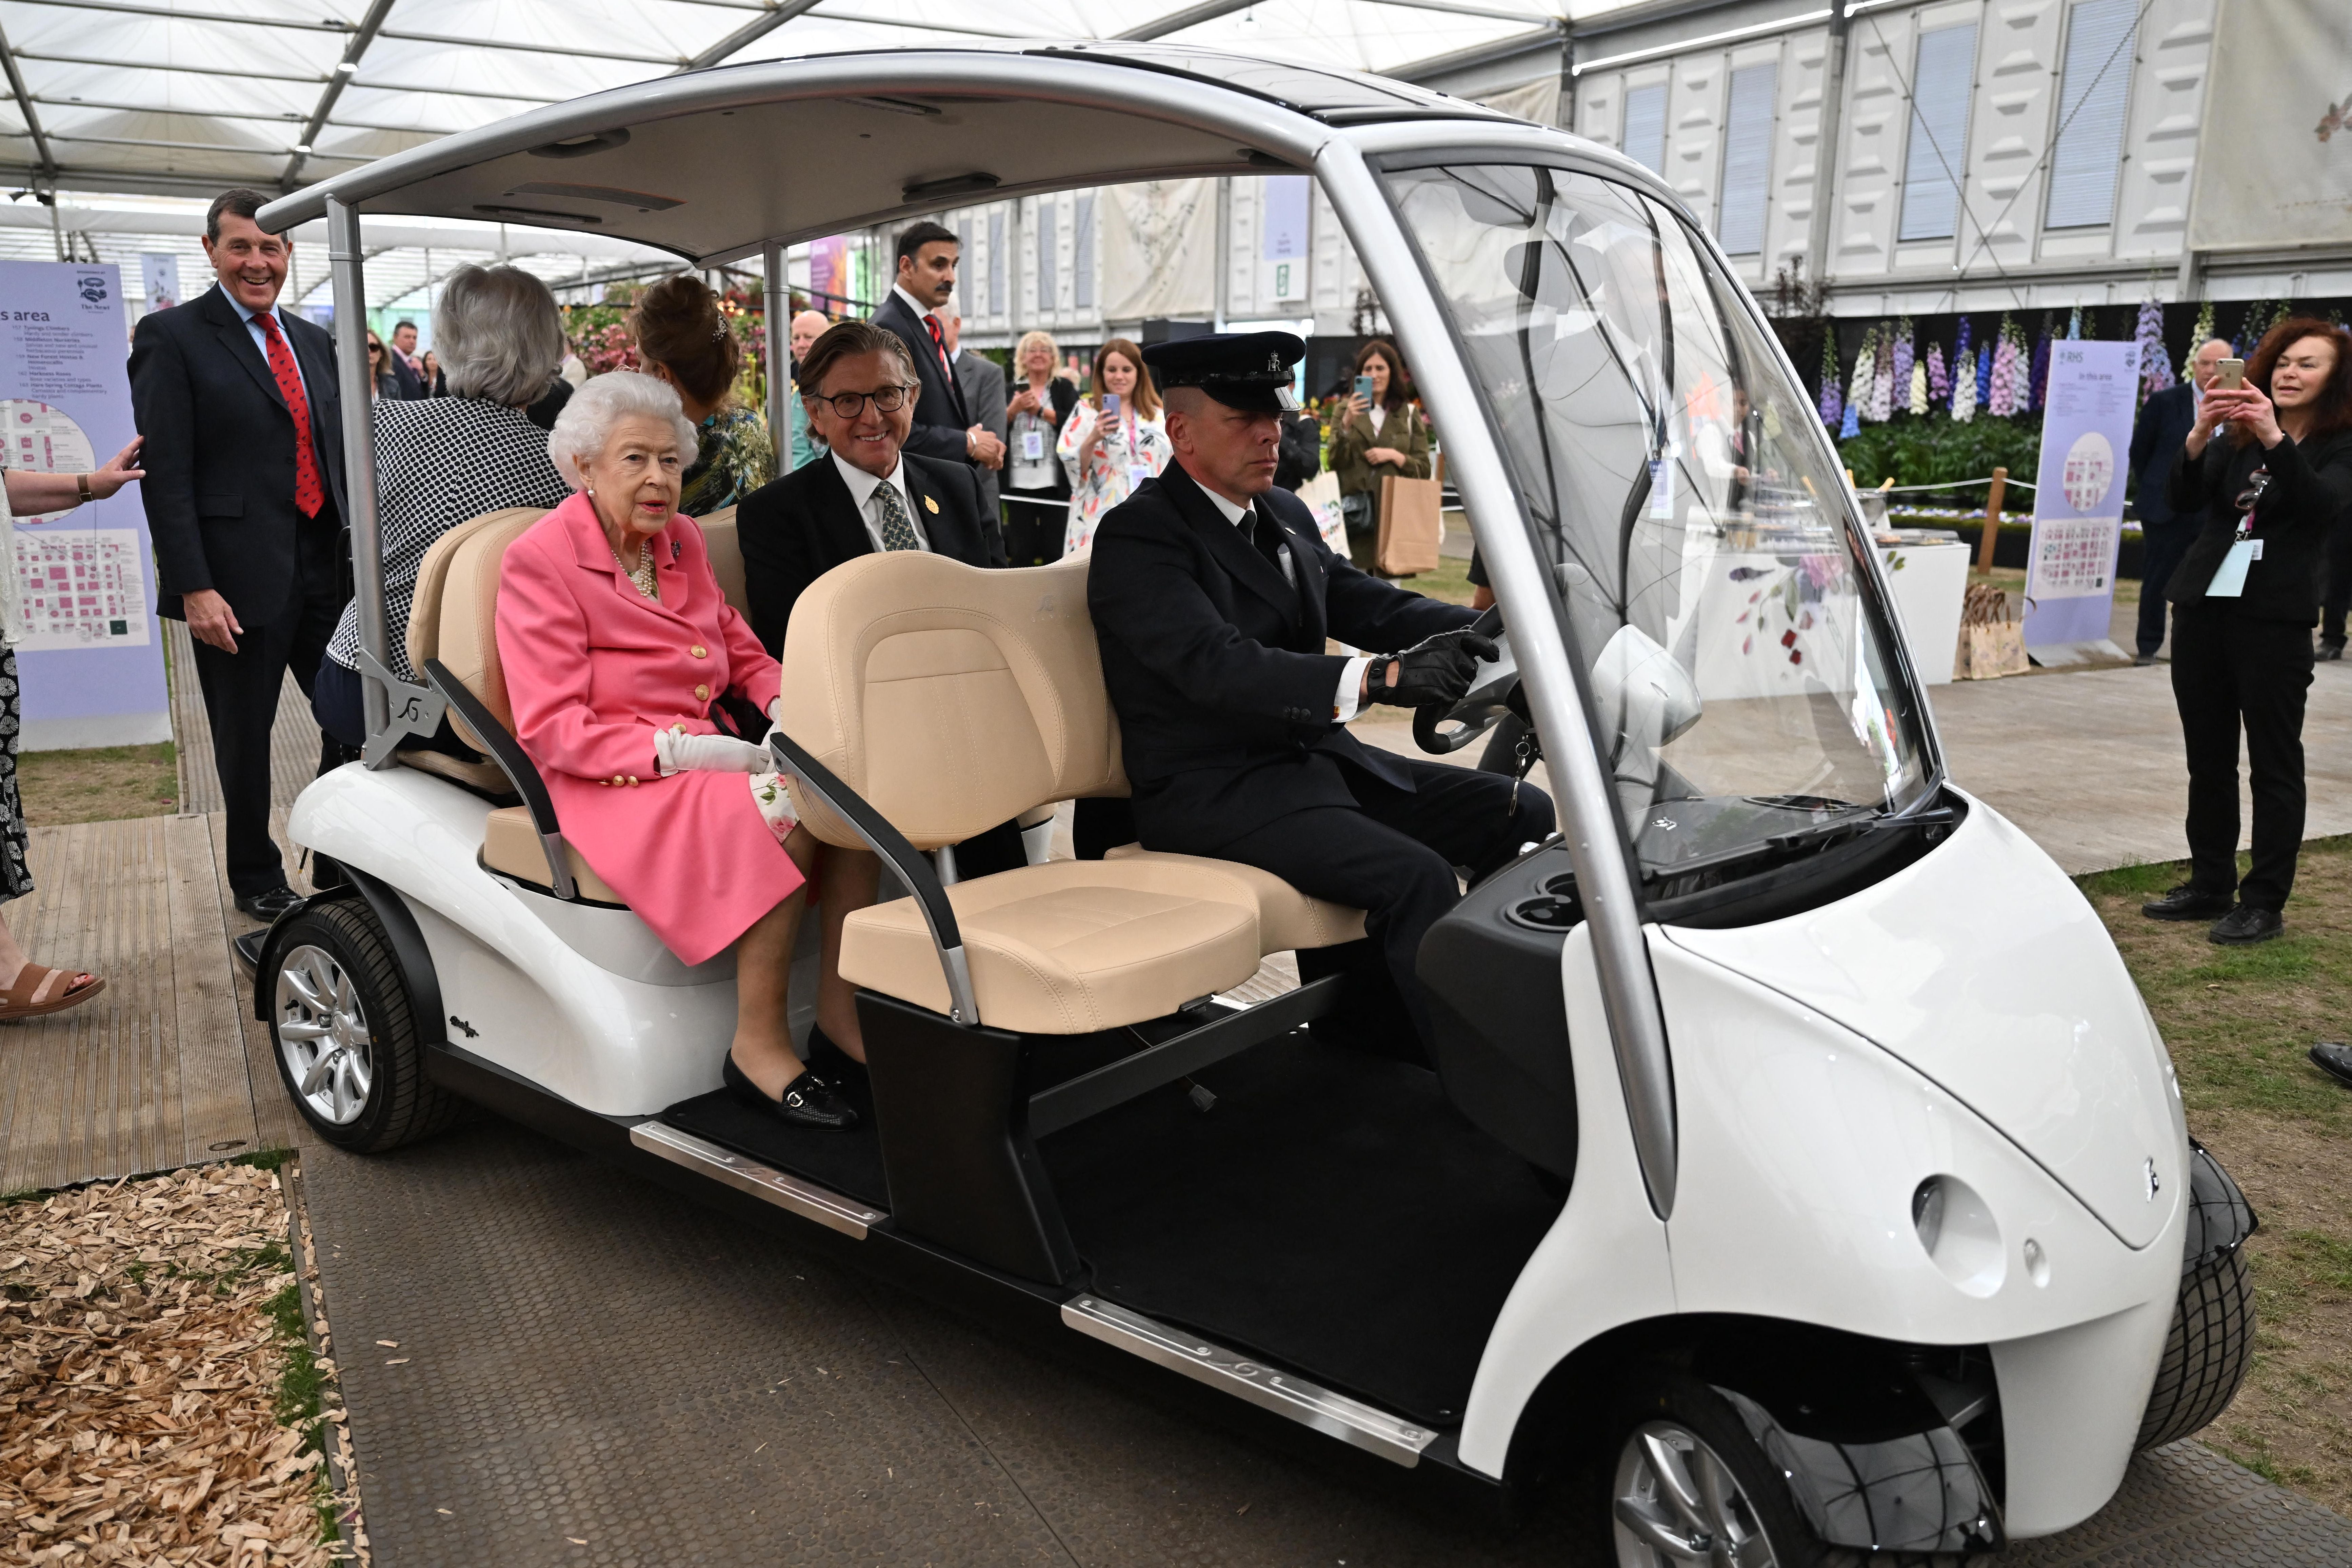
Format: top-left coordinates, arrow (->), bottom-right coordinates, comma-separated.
1612,1418 -> 1779,1567
275,943 -> 375,1126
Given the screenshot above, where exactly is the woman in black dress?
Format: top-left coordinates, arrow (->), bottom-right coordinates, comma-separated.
2143,319 -> 2352,944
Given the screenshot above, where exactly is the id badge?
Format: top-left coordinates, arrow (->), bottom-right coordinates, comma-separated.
1128,464 -> 1154,491
1021,428 -> 1045,461
2206,537 -> 2258,598
1647,457 -> 1675,520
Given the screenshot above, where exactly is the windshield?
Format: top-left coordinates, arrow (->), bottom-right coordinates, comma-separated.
1384,161 -> 1935,890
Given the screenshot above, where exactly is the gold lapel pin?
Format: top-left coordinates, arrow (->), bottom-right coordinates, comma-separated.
923,495 -> 940,514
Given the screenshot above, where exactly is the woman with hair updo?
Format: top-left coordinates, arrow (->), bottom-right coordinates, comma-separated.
630,273 -> 774,516
497,370 -> 857,1131
312,264 -> 573,759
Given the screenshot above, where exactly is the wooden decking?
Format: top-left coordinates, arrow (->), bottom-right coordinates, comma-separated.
2,626 -> 318,1194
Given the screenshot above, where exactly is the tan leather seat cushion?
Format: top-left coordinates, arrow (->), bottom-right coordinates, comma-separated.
397,749 -> 511,797
406,507 -> 550,686
840,859 -> 1264,1034
482,805 -> 623,905
698,506 -> 747,614
1103,845 -> 1367,951
406,508 -> 550,750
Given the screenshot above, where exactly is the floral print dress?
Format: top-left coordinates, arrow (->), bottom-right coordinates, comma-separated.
1058,404 -> 1171,554
680,405 -> 777,518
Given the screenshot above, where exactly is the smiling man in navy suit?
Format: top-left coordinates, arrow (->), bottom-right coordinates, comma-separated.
129,188 -> 348,921
1086,332 -> 1553,1057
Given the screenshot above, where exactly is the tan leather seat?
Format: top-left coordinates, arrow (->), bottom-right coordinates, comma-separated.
698,505 -> 746,613
777,551 -> 1364,1034
481,805 -> 624,904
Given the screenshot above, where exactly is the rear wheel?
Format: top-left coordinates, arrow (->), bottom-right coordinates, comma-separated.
266,897 -> 459,1152
1606,1376 -> 1809,1568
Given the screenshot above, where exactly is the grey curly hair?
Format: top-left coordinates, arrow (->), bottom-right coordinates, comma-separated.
546,371 -> 699,490
433,264 -> 565,405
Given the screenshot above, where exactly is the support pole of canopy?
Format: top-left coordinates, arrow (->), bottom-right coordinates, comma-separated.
765,238 -> 793,475
327,196 -> 391,747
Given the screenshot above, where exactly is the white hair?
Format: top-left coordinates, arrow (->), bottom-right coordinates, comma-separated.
546,371 -> 699,490
434,264 -> 565,405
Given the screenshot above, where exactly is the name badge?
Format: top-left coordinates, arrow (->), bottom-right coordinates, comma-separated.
2206,538 -> 2259,598
1128,464 -> 1154,492
1647,456 -> 1675,520
1022,428 -> 1045,460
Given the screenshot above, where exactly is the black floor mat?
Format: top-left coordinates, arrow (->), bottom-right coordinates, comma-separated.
1039,1030 -> 1564,1428
659,1073 -> 891,1211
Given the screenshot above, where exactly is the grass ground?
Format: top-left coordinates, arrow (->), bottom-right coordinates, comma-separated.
17,741 -> 178,826
2079,840 -> 2352,1512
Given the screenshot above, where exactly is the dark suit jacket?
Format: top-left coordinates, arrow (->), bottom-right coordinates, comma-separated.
737,449 -> 1001,655
2166,428 -> 2352,625
954,347 -> 1007,519
128,284 -> 348,624
2131,383 -> 2198,530
1087,461 -> 1472,852
389,350 -> 424,400
871,290 -> 973,468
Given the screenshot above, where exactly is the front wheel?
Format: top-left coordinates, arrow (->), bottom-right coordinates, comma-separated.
266,897 -> 459,1152
1606,1376 -> 1810,1568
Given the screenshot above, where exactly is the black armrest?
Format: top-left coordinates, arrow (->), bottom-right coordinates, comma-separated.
422,659 -> 576,901
764,727 -> 978,1027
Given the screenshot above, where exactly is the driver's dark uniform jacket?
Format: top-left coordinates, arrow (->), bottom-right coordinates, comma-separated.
1087,459 -> 1554,1048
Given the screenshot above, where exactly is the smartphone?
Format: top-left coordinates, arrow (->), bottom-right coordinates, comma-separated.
1101,392 -> 1120,418
2215,358 -> 2245,391
1354,374 -> 1376,403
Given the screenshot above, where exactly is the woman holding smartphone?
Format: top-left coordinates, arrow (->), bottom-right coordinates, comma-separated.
1002,330 -> 1080,564
1058,337 -> 1169,555
1328,338 -> 1431,574
2143,318 -> 2352,945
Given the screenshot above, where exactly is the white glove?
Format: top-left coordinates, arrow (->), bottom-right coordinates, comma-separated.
653,726 -> 771,776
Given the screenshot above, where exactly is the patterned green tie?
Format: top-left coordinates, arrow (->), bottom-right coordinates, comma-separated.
875,481 -> 923,552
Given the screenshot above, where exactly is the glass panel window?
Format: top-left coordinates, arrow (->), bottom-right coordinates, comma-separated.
2045,0 -> 2138,230
988,209 -> 1006,316
1075,192 -> 1096,310
1716,62 -> 1777,255
1899,23 -> 1978,243
1621,82 -> 1668,176
1036,196 -> 1058,311
1383,163 -> 1935,892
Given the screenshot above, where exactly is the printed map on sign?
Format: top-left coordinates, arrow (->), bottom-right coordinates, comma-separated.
2030,518 -> 2114,599
13,529 -> 151,650
1,399 -> 97,523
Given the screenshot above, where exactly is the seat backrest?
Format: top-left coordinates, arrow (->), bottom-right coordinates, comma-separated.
777,552 -> 1127,851
698,505 -> 748,614
412,508 -> 549,748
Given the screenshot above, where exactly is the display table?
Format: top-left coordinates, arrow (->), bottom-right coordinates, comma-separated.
1871,536 -> 1970,685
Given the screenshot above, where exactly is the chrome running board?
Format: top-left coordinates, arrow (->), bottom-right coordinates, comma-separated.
1062,1295 -> 1438,1467
630,1121 -> 883,1239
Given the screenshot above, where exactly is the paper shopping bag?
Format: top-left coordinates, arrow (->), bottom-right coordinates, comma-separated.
1295,471 -> 1348,554
1376,475 -> 1443,576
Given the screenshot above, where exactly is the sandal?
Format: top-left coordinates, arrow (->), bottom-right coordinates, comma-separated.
0,962 -> 105,1022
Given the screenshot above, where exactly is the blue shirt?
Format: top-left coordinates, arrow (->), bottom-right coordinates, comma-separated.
232,297 -> 310,403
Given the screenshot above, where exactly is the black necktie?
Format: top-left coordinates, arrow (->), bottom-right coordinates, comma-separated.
1247,508 -> 1285,572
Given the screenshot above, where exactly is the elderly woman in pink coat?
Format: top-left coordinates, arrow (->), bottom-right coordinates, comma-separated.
497,372 -> 855,1131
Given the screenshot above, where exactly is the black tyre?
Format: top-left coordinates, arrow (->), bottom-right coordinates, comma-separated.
1602,1374 -> 1819,1568
265,897 -> 459,1152
2135,1244 -> 2255,1450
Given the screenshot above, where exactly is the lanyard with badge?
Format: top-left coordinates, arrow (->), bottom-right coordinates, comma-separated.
2205,467 -> 2272,597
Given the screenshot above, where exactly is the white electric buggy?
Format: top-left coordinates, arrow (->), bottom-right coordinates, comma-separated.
250,43 -> 2255,1564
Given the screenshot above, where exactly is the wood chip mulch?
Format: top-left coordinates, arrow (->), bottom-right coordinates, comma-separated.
2,1164 -> 347,1566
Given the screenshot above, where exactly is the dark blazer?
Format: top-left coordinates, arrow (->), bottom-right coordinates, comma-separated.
2130,383 -> 2198,529
871,289 -> 973,468
2167,427 -> 2352,624
128,284 -> 348,624
388,349 -> 424,399
954,347 -> 1007,519
1087,460 -> 1472,852
737,449 -> 1001,655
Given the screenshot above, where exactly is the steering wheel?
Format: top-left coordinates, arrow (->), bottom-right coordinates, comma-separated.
1413,607 -> 1520,755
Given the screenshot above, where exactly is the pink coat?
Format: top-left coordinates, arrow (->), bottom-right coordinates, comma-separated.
496,491 -> 799,964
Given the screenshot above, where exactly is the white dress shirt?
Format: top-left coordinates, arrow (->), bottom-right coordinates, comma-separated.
1193,480 -> 1374,722
232,297 -> 308,401
833,449 -> 931,554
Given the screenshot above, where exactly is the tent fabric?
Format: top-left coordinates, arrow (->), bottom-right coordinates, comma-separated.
1099,179 -> 1217,324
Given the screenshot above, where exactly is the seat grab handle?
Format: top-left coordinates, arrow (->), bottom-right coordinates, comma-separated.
765,728 -> 980,1027
422,659 -> 575,901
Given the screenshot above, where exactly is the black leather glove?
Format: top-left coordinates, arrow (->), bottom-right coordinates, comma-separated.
1369,628 -> 1499,709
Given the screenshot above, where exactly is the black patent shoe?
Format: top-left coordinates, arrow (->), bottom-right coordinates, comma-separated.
722,1052 -> 859,1130
2319,639 -> 2345,662
2142,884 -> 2235,921
2209,906 -> 2283,946
2310,1043 -> 2352,1090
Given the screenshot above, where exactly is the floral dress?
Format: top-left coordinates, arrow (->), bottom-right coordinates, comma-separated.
1058,404 -> 1171,554
680,404 -> 776,518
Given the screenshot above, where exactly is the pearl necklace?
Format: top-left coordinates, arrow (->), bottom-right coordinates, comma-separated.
611,540 -> 658,600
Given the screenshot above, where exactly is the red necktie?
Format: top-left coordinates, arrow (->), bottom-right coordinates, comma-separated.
922,313 -> 954,377
257,312 -> 324,519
